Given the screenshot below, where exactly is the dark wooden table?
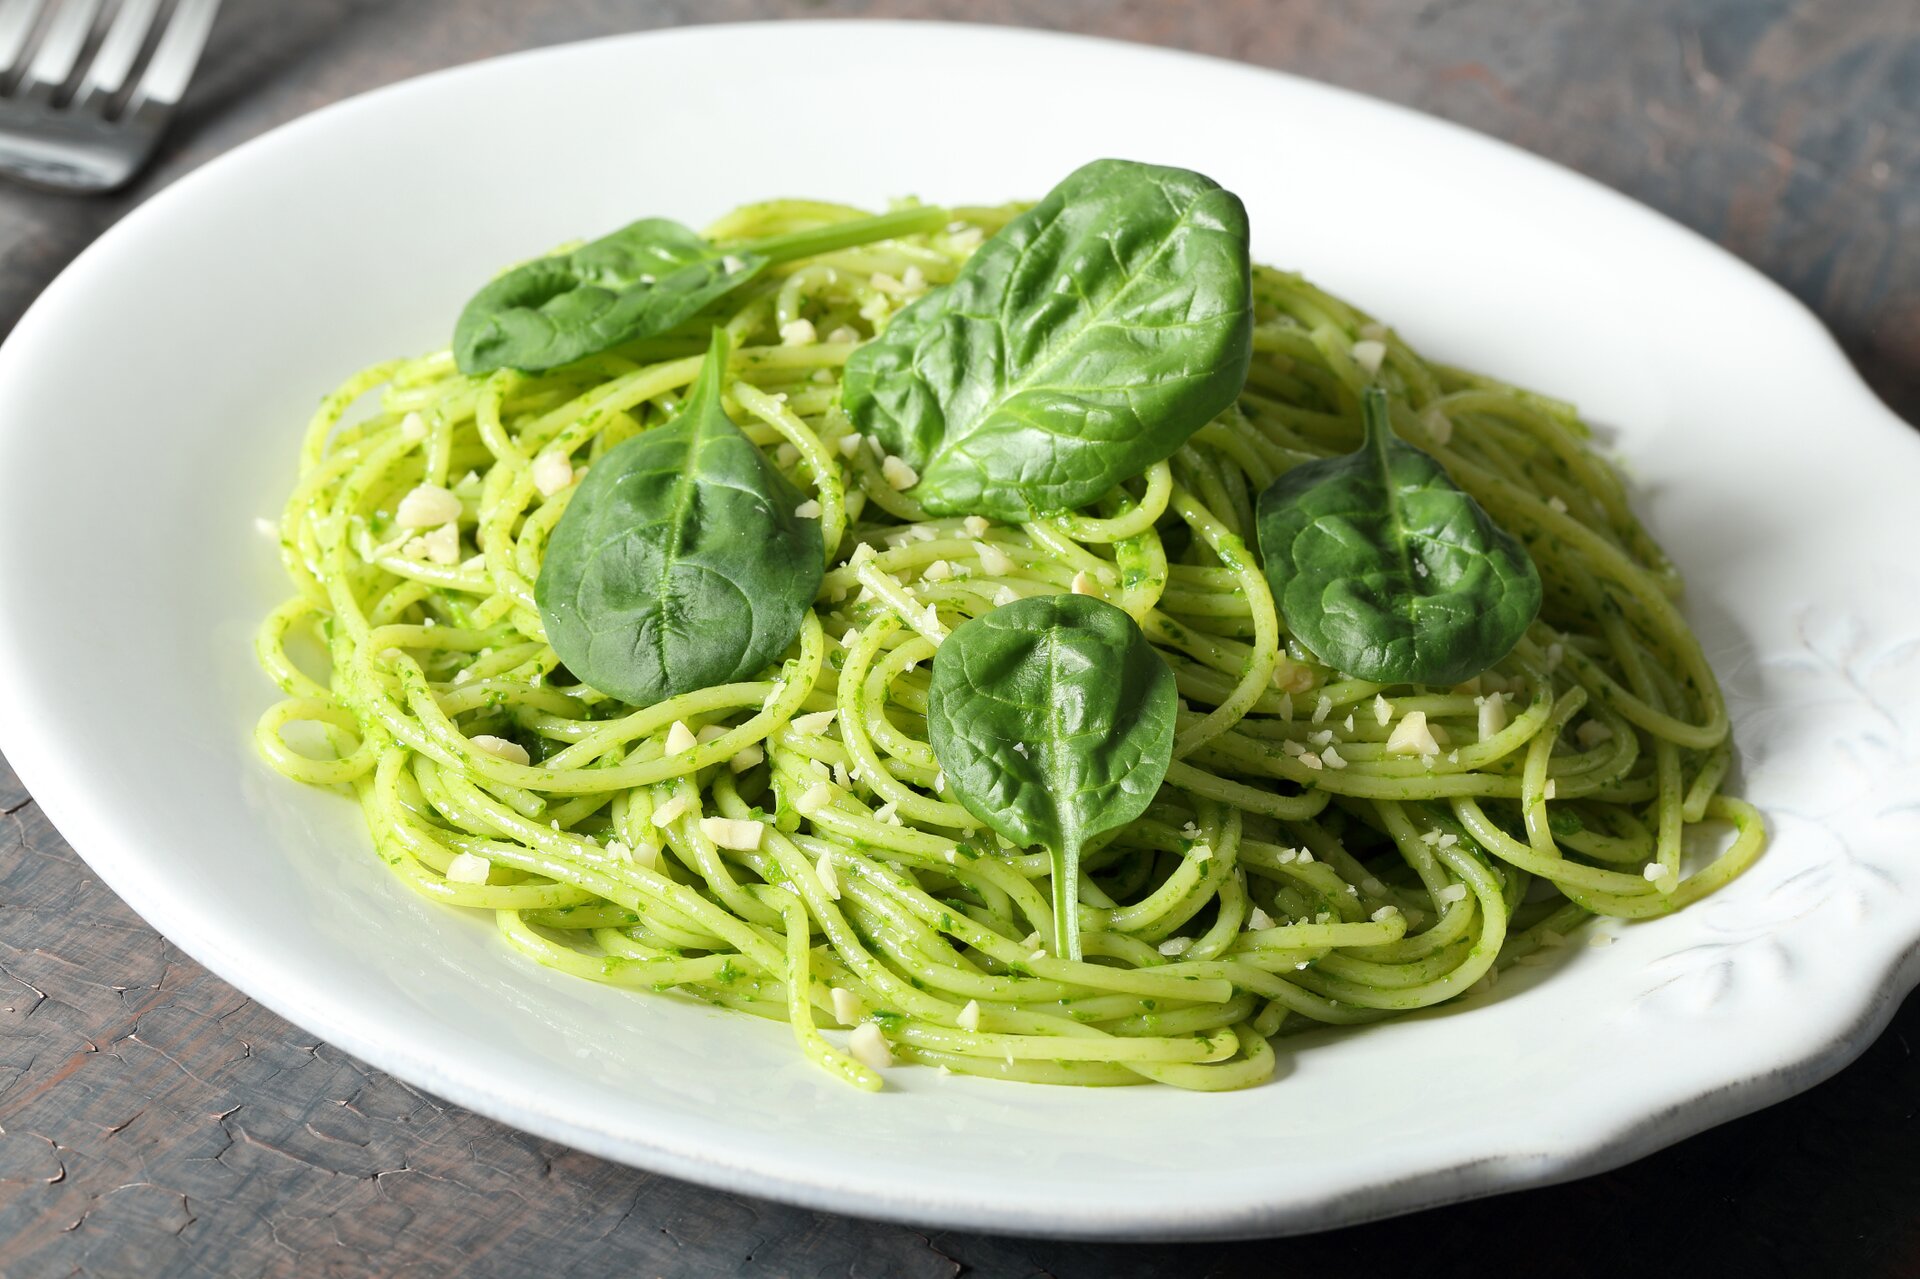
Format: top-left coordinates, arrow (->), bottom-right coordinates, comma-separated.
2,2 -> 1915,1275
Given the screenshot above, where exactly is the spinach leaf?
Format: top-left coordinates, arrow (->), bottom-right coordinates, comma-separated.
456,219 -> 764,375
1254,387 -> 1541,686
843,158 -> 1252,521
535,329 -> 824,704
456,205 -> 952,375
927,594 -> 1177,960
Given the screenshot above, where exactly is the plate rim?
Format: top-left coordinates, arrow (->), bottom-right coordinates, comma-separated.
0,18 -> 1916,1241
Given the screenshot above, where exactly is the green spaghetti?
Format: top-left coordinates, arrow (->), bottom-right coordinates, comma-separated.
255,166 -> 1763,1091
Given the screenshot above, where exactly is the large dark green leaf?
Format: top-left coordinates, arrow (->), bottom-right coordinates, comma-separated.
843,158 -> 1252,521
927,594 -> 1177,958
1254,387 -> 1542,686
455,206 -> 955,375
455,219 -> 766,375
535,330 -> 824,703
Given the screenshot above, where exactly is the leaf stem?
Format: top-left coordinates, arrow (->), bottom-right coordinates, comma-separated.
1362,385 -> 1393,466
736,205 -> 952,265
1051,840 -> 1083,961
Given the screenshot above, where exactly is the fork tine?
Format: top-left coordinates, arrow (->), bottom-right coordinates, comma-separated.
123,0 -> 218,119
0,0 -> 47,80
71,0 -> 160,113
17,0 -> 102,104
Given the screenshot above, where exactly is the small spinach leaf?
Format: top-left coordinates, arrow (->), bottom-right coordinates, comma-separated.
535,329 -> 824,703
456,205 -> 953,375
927,594 -> 1177,959
843,158 -> 1252,521
1254,387 -> 1542,686
456,219 -> 765,375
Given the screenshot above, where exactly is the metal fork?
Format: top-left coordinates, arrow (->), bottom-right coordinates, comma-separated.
0,0 -> 220,193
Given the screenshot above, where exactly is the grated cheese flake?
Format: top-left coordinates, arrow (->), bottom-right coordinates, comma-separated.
975,541 -> 1015,575
470,734 -> 529,766
395,484 -> 462,529
848,1023 -> 891,1070
792,709 -> 838,735
1385,710 -> 1441,757
1478,691 -> 1509,741
532,451 -> 575,496
700,817 -> 765,851
831,988 -> 861,1024
650,793 -> 691,828
445,852 -> 491,884
881,455 -> 919,490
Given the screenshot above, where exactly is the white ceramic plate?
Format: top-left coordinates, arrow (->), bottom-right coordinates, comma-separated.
0,21 -> 1916,1241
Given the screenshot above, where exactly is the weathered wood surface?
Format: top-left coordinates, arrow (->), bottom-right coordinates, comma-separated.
1,2 -> 1915,1276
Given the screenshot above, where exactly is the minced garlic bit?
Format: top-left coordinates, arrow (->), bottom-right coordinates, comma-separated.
1477,691 -> 1509,741
1070,571 -> 1098,595
650,793 -> 692,828
1370,905 -> 1401,924
1298,752 -> 1324,771
419,522 -> 460,565
791,709 -> 837,735
993,585 -> 1020,607
962,515 -> 990,538
664,720 -> 697,756
1312,695 -> 1333,724
444,852 -> 491,884
922,559 -> 953,582
825,325 -> 860,344
1543,779 -> 1558,800
1437,883 -> 1468,904
816,851 -> 840,899
696,724 -> 728,746
881,456 -> 919,490
395,483 -> 462,529
728,744 -> 764,773
1247,907 -> 1276,931
1589,932 -> 1614,948
794,498 -> 822,520
1350,338 -> 1387,376
1385,710 -> 1441,756
1575,720 -> 1614,749
399,411 -> 428,443
1321,746 -> 1348,770
531,450 -> 575,496
956,999 -> 982,1032
848,1023 -> 892,1070
779,318 -> 817,346
975,541 -> 1014,575
797,783 -> 834,816
699,816 -> 764,851
469,734 -> 529,766
837,432 -> 864,458
1547,495 -> 1569,515
831,988 -> 861,1025
1422,406 -> 1454,446
1157,936 -> 1193,957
